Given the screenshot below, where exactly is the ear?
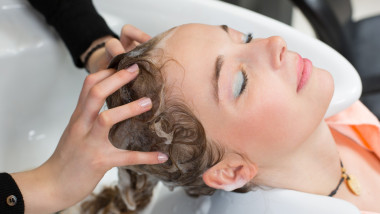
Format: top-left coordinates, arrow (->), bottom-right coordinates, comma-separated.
202,153 -> 257,191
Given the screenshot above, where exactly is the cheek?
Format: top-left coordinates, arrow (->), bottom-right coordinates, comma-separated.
249,88 -> 298,144
249,69 -> 332,146
228,90 -> 295,152
217,69 -> 332,161
227,81 -> 319,159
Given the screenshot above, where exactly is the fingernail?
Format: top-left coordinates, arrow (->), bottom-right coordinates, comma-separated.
138,97 -> 152,108
158,152 -> 168,163
126,64 -> 138,73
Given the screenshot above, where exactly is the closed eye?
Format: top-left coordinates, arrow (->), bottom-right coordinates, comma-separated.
233,70 -> 248,98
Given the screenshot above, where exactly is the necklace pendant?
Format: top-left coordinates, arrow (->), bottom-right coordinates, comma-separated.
346,174 -> 361,196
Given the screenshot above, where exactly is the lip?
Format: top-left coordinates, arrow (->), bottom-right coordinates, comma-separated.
296,54 -> 312,92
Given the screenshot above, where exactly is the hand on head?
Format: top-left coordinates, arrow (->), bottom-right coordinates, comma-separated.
85,25 -> 151,73
36,64 -> 167,211
11,26 -> 166,214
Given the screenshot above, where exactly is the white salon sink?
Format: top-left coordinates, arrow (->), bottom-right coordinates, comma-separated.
0,0 -> 361,213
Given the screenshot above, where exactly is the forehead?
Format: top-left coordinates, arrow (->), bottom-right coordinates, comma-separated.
164,24 -> 225,56
161,24 -> 224,114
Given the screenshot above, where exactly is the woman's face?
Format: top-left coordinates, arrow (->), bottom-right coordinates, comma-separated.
161,24 -> 334,166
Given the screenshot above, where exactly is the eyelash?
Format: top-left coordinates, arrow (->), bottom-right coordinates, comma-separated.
238,33 -> 251,97
239,70 -> 248,96
244,33 -> 253,43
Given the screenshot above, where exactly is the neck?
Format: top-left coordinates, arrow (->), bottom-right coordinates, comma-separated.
255,121 -> 342,196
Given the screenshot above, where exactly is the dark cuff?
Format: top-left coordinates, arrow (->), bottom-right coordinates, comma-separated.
28,0 -> 118,68
0,173 -> 24,214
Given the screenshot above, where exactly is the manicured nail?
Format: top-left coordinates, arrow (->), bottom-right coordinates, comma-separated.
138,97 -> 152,108
158,152 -> 168,163
126,64 -> 138,73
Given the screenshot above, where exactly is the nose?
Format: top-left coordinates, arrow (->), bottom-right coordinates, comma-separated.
267,36 -> 287,69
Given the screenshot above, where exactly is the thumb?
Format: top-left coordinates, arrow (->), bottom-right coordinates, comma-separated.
107,149 -> 168,167
105,38 -> 126,59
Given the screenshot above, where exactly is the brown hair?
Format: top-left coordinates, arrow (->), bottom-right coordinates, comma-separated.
81,29 -> 250,214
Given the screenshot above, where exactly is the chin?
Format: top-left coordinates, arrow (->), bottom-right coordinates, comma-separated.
320,68 -> 334,100
314,67 -> 334,112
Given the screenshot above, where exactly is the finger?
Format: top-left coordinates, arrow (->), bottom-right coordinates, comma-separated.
120,24 -> 151,51
107,150 -> 168,167
80,69 -> 116,100
82,64 -> 139,122
120,24 -> 151,43
91,97 -> 152,138
105,38 -> 125,59
133,41 -> 140,47
74,69 -> 116,117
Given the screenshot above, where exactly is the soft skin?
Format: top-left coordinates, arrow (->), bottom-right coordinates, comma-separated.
159,23 -> 341,195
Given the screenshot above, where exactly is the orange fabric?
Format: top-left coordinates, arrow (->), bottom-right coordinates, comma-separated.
326,101 -> 380,157
326,101 -> 380,214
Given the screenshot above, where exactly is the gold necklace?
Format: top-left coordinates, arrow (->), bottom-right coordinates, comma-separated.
328,160 -> 361,197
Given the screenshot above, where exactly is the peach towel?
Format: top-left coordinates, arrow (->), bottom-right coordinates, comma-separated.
326,101 -> 380,214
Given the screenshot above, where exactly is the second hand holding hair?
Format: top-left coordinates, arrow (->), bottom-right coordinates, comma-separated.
82,25 -> 152,74
11,64 -> 167,214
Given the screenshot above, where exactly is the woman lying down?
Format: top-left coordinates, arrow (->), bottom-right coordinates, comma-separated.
82,24 -> 380,214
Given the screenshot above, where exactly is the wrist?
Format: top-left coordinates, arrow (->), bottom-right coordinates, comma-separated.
11,166 -> 56,214
80,36 -> 114,73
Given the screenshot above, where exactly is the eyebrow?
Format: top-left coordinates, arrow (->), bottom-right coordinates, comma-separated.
220,24 -> 229,33
213,55 -> 224,103
212,25 -> 229,103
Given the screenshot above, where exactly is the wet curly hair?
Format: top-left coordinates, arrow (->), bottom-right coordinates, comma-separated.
81,29 -> 251,214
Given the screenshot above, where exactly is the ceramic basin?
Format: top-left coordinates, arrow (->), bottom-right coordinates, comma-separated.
0,0 -> 361,213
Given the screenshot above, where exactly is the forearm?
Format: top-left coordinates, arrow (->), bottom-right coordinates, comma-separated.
10,169 -> 47,214
10,165 -> 68,214
27,0 -> 117,68
10,160 -> 88,214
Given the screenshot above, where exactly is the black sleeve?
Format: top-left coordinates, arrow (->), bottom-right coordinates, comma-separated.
0,173 -> 24,214
27,0 -> 118,68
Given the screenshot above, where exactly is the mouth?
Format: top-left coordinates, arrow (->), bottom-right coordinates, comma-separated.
297,54 -> 312,92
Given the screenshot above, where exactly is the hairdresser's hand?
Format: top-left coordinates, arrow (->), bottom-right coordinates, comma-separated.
85,25 -> 151,73
106,24 -> 151,58
11,65 -> 167,214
